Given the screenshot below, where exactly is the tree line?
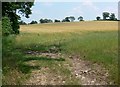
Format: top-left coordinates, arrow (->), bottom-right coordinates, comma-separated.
20,12 -> 118,25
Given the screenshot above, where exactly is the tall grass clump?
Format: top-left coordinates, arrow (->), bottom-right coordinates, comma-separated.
61,31 -> 118,84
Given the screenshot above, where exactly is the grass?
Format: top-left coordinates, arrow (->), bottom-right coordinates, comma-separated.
2,21 -> 119,85
0,21 -> 2,86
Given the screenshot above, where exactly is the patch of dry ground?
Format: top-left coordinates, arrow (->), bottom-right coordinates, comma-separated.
68,55 -> 110,85
25,67 -> 65,85
23,50 -> 111,85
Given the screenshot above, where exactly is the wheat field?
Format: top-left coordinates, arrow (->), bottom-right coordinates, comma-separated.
20,21 -> 118,33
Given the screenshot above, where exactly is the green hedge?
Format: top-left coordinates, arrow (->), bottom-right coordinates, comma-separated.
2,16 -> 13,36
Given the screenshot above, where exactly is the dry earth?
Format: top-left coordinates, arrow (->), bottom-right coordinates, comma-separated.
23,51 -> 111,85
68,55 -> 110,85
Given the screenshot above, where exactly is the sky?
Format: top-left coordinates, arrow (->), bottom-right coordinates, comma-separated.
20,0 -> 119,23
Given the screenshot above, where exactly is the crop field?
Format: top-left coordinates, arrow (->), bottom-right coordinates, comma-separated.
2,21 -> 118,85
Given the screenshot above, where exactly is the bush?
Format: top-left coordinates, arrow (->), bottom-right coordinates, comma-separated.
54,19 -> 60,22
29,21 -> 38,24
2,16 -> 13,36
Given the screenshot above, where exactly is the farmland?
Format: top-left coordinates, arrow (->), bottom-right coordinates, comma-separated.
2,21 -> 118,85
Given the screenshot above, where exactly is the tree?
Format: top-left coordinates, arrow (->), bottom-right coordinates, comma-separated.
19,20 -> 27,25
65,17 -> 70,22
54,19 -> 60,22
30,21 -> 37,24
62,19 -> 66,22
39,19 -> 44,23
47,19 -> 53,23
103,12 -> 110,20
78,16 -> 83,21
62,17 -> 70,22
96,16 -> 101,20
109,13 -> 116,20
39,19 -> 53,24
2,2 -> 34,34
68,16 -> 75,22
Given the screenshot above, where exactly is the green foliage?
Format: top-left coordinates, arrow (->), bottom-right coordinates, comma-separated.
103,12 -> 110,20
109,13 -> 117,21
62,17 -> 70,22
19,20 -> 27,25
68,16 -> 75,22
2,16 -> 13,36
0,21 -> 2,86
54,19 -> 60,22
29,20 -> 38,24
14,30 -> 118,84
2,36 -> 31,84
39,19 -> 53,24
78,16 -> 84,21
2,2 -> 34,34
96,16 -> 101,20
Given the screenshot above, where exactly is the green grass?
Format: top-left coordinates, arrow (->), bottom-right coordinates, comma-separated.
2,22 -> 118,85
13,30 -> 118,84
0,21 -> 2,86
62,31 -> 118,65
2,34 -> 79,85
15,31 -> 118,65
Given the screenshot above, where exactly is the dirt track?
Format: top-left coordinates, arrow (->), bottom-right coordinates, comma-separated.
23,51 -> 111,85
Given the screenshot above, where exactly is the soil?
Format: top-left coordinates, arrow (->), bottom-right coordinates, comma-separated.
24,50 -> 111,85
25,67 -> 64,85
68,55 -> 110,85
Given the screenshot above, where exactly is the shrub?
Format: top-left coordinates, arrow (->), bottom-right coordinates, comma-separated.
2,16 -> 13,36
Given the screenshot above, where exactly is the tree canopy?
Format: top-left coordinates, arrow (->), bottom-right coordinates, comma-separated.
2,2 -> 34,35
96,16 -> 101,20
68,16 -> 75,22
39,19 -> 53,23
29,20 -> 38,24
109,13 -> 116,20
103,12 -> 110,20
78,16 -> 84,21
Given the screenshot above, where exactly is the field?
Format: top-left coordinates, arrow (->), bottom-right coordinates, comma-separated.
2,21 -> 118,85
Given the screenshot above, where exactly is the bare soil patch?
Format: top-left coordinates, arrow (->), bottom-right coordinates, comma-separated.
24,50 -> 111,85
25,67 -> 65,85
68,55 -> 111,85
26,50 -> 63,59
